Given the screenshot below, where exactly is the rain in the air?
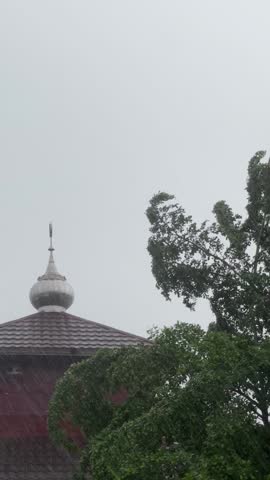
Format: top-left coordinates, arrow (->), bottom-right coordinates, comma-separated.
0,1 -> 269,478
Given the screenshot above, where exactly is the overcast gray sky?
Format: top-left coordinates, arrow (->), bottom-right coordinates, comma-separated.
0,1 -> 269,335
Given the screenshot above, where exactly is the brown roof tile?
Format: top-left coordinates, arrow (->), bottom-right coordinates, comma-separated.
0,312 -> 150,356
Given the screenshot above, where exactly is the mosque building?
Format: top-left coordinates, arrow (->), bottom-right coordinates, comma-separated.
0,226 -> 147,479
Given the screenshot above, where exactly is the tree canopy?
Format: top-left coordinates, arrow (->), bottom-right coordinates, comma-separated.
147,151 -> 270,340
49,152 -> 270,479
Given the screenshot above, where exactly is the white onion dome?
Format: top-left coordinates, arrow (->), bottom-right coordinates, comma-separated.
30,225 -> 74,312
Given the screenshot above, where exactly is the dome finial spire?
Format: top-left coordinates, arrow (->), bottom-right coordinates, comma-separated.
29,225 -> 75,312
49,222 -> 54,252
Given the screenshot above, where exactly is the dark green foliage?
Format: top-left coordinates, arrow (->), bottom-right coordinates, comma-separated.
49,324 -> 270,479
146,152 -> 270,339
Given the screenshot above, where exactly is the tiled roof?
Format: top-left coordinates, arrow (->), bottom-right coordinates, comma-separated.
0,438 -> 78,479
0,311 -> 150,356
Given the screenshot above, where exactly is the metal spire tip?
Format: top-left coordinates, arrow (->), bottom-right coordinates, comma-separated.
49,222 -> 54,251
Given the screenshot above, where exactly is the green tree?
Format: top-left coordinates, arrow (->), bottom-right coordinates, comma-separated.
145,152 -> 270,430
49,153 -> 270,478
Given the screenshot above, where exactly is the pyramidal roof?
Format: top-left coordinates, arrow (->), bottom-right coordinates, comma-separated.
0,311 -> 150,356
0,225 -> 150,356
